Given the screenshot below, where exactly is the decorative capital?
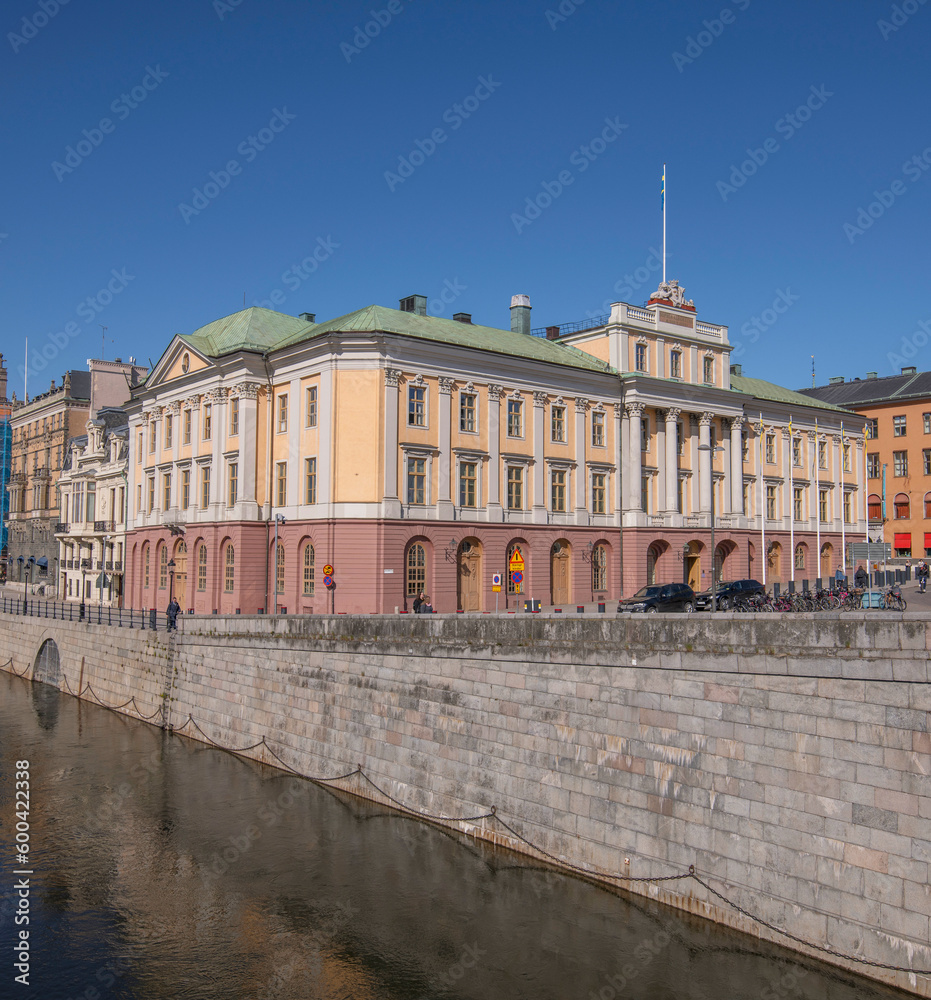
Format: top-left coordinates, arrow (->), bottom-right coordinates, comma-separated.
487,383 -> 502,401
185,395 -> 202,410
533,391 -> 548,406
665,407 -> 681,422
439,377 -> 454,396
626,402 -> 645,418
152,405 -> 164,418
574,397 -> 589,413
207,387 -> 228,403
384,368 -> 401,388
832,433 -> 842,445
234,381 -> 260,400
729,415 -> 745,431
699,412 -> 715,426
168,400 -> 182,415
613,402 -> 623,419
807,430 -> 816,443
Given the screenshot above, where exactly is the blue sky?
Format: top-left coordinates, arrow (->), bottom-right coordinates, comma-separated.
2,0 -> 930,397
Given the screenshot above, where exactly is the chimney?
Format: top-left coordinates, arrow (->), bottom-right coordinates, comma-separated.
0,353 -> 6,401
510,294 -> 531,336
729,363 -> 742,377
300,312 -> 315,323
901,366 -> 917,376
399,294 -> 427,316
828,376 -> 844,385
546,326 -> 560,340
866,371 -> 877,379
453,312 -> 472,324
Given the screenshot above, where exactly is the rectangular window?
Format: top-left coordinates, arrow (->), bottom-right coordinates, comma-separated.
925,449 -> 931,476
408,385 -> 426,426
703,356 -> 714,383
459,462 -> 477,507
591,473 -> 606,514
507,399 -> 523,437
867,453 -> 880,478
793,486 -> 803,521
893,414 -> 907,436
407,457 -> 426,504
641,415 -> 650,453
743,481 -> 750,514
792,438 -> 801,467
229,398 -> 239,436
165,415 -> 173,449
147,476 -> 155,514
766,484 -> 776,519
670,351 -> 681,379
550,470 -> 566,512
641,475 -> 650,514
304,457 -> 317,504
85,483 -> 96,522
149,424 -> 156,453
228,463 -> 238,506
183,410 -> 192,445
866,418 -> 878,439
843,491 -> 852,524
137,431 -> 143,462
894,450 -> 908,477
181,469 -> 190,509
459,392 -> 476,432
842,442 -> 850,472
507,466 -> 523,510
591,411 -> 605,447
200,466 -> 211,508
203,404 -> 212,440
305,386 -> 317,427
198,547 -> 207,591
925,413 -> 931,434
551,405 -> 565,443
276,462 -> 287,506
277,394 -> 288,433
677,422 -> 684,457
818,441 -> 827,469
137,484 -> 142,514
819,488 -> 829,523
635,343 -> 647,372
765,434 -> 776,464
163,473 -> 171,511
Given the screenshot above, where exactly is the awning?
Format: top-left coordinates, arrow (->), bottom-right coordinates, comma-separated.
894,533 -> 911,548
924,532 -> 931,549
35,557 -> 48,568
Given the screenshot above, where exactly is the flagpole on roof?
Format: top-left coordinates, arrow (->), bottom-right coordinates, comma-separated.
662,164 -> 666,284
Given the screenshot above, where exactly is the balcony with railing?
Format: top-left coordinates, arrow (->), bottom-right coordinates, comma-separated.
54,522 -> 69,534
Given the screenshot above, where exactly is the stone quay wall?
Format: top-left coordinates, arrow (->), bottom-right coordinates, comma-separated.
2,610 -> 930,995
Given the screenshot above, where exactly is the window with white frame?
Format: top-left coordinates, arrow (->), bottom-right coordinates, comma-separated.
408,384 -> 426,426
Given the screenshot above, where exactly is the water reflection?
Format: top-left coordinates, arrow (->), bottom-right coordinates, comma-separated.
0,672 -> 914,999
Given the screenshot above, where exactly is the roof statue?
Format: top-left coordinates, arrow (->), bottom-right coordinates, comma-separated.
648,280 -> 694,310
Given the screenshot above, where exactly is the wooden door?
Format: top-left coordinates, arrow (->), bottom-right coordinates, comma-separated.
551,544 -> 570,605
458,543 -> 481,611
687,555 -> 701,591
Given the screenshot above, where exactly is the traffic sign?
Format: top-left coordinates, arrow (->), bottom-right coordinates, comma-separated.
492,572 -> 502,593
323,564 -> 334,576
508,547 -> 524,571
511,570 -> 523,585
323,574 -> 334,588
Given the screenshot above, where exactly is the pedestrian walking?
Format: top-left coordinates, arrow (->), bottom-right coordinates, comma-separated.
166,597 -> 180,630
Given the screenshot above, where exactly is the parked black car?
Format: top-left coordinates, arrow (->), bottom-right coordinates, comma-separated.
617,583 -> 696,614
694,579 -> 765,611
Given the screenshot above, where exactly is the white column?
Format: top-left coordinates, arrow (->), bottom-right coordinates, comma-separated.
532,391 -> 546,523
613,403 -> 623,523
235,384 -> 260,508
209,388 -> 227,516
287,377 -> 301,507
487,384 -> 502,520
655,410 -> 666,519
665,408 -> 680,513
833,433 -> 843,530
437,377 -> 454,520
699,413 -> 713,514
318,366 -> 333,510
574,397 -> 588,517
730,416 -> 744,515
383,369 -> 400,517
626,402 -> 644,510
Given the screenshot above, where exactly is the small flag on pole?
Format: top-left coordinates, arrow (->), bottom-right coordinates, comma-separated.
661,165 -> 665,210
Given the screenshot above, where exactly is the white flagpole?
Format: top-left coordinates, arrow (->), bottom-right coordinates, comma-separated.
841,422 -> 847,576
815,419 -> 821,581
662,163 -> 666,284
24,337 -> 28,402
789,417 -> 795,586
759,414 -> 765,587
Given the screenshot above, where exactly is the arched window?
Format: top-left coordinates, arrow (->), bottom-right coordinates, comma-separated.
894,493 -> 910,519
159,545 -> 168,589
868,493 -> 882,521
591,543 -> 607,592
795,544 -> 806,570
925,492 -> 931,518
143,544 -> 150,589
224,543 -> 235,593
302,543 -> 315,596
275,544 -> 285,595
406,543 -> 426,597
197,544 -> 207,591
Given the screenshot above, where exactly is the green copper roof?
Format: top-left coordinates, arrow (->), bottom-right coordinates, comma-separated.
179,307 -> 312,357
274,304 -> 616,374
730,374 -> 847,413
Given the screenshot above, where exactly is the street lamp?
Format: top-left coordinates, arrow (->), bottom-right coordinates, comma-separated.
167,558 -> 176,602
273,515 -> 286,612
698,443 -> 725,612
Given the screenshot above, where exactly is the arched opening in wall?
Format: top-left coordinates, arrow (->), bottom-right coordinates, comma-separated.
196,541 -> 208,595
142,543 -> 150,592
747,541 -> 756,579
275,543 -> 285,610
894,493 -> 910,519
158,542 -> 168,593
924,492 -> 931,519
405,540 -> 428,609
457,538 -> 482,612
868,493 -> 882,521
223,541 -> 235,595
33,638 -> 61,687
646,540 -> 667,586
683,540 -> 702,591
550,539 -> 570,605
794,543 -> 807,573
301,540 -> 315,607
505,539 -> 528,608
173,539 -> 188,609
820,542 -> 834,579
591,542 -> 609,596
768,541 -> 782,582
714,540 -> 735,584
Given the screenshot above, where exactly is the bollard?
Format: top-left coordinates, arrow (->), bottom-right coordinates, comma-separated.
555,607 -> 562,613
577,605 -> 584,614
148,608 -> 157,630
597,602 -> 606,613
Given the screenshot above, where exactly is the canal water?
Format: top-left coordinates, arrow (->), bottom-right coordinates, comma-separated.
0,671 -> 914,1000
